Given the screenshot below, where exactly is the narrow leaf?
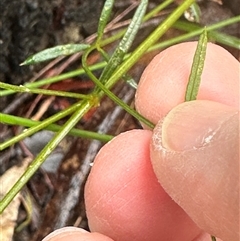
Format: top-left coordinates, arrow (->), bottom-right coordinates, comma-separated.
0,99 -> 92,213
185,28 -> 208,101
209,31 -> 240,49
20,44 -> 90,65
99,0 -> 148,84
0,113 -> 112,149
118,0 -> 148,53
103,0 -> 195,91
173,19 -> 240,50
97,0 -> 115,43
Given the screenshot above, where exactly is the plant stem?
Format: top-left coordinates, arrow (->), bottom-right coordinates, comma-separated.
0,62 -> 107,96
103,0 -> 195,90
82,50 -> 155,129
0,82 -> 90,99
144,0 -> 174,21
0,113 -> 113,147
0,100 -> 84,151
1,15 -> 238,96
0,99 -> 95,214
150,16 -> 240,52
0,0 -> 202,213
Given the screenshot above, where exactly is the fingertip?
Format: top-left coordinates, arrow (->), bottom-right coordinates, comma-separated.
135,42 -> 239,125
42,227 -> 114,241
85,130 -> 201,241
150,100 -> 239,241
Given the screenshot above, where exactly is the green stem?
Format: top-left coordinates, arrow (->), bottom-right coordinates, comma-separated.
173,19 -> 240,49
0,0 -> 204,213
99,0 -> 175,47
0,113 -> 113,147
0,99 -> 95,213
0,0 -> 238,219
144,0 -> 174,21
174,15 -> 240,34
103,0 -> 195,91
150,16 -> 240,52
0,100 -> 85,151
0,82 -> 90,99
1,15 -> 238,97
82,48 -> 155,128
0,62 -> 107,96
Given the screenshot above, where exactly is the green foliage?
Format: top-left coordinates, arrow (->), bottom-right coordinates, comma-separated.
98,0 -> 148,85
183,27 -> 217,241
185,28 -> 208,101
97,0 -> 115,44
20,44 -> 90,65
0,6 -> 239,238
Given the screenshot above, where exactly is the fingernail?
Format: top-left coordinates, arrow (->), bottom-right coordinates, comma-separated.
158,100 -> 237,151
151,100 -> 239,241
42,227 -> 88,241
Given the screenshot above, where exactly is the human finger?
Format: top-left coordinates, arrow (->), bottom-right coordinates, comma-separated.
151,100 -> 239,241
135,42 -> 239,125
85,130 -> 202,241
41,227 -> 114,241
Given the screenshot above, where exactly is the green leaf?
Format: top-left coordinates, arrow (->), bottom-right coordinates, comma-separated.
0,113 -> 112,150
20,44 -> 90,65
99,0 -> 148,84
82,55 -> 155,129
0,81 -> 89,99
0,99 -> 93,214
0,101 -> 82,151
173,19 -> 240,50
185,28 -> 208,101
0,0 -> 197,213
103,0 -> 196,91
209,31 -> 240,49
97,0 -> 115,43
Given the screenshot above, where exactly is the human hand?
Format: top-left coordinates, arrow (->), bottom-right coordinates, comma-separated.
42,42 -> 239,241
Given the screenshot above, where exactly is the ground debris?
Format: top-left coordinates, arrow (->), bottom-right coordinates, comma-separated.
0,157 -> 32,241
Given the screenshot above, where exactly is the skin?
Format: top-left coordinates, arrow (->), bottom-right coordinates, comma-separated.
42,42 -> 239,241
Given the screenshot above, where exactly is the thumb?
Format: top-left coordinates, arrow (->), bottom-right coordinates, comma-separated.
150,100 -> 239,241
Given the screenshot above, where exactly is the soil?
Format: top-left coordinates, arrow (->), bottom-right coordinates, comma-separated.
0,0 -> 239,87
0,0 -> 104,85
0,1 -> 239,241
